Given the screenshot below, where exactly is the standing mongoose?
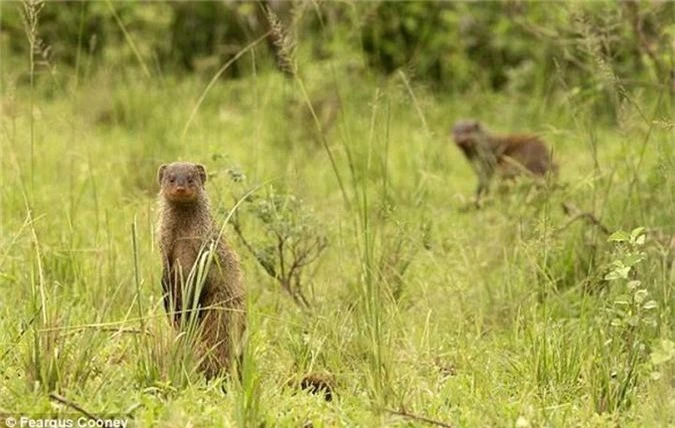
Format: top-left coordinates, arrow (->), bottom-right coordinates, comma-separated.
156,161 -> 246,379
451,120 -> 557,204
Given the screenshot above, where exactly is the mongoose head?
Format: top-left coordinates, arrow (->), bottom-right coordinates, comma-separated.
452,119 -> 484,144
451,120 -> 485,155
157,162 -> 207,204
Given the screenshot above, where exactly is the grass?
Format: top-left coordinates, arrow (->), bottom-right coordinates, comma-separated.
1,8 -> 674,428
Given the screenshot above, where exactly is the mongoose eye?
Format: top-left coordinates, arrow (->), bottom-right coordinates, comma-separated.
169,176 -> 176,184
187,176 -> 194,184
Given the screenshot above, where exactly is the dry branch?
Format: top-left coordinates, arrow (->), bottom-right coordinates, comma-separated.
558,201 -> 611,235
383,407 -> 453,428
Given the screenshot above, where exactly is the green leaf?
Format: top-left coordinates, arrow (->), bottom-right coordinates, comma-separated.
642,300 -> 658,310
633,289 -> 648,304
630,227 -> 646,241
613,295 -> 630,305
624,253 -> 645,267
634,234 -> 646,246
605,266 -> 631,280
608,230 -> 630,242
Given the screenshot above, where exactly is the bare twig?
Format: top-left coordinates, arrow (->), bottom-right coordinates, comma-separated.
383,407 -> 453,428
49,393 -> 100,421
558,201 -> 611,235
228,192 -> 324,310
60,327 -> 150,337
230,210 -> 278,280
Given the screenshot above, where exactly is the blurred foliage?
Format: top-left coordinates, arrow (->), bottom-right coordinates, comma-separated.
359,1 -> 674,96
3,2 -> 107,65
1,1 -> 673,101
164,2 -> 268,77
0,1 -> 276,78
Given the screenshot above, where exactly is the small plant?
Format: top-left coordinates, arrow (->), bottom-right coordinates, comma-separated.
589,227 -> 659,413
604,227 -> 658,341
224,170 -> 328,309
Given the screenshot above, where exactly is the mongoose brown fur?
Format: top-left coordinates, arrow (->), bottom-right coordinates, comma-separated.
156,161 -> 246,379
299,373 -> 334,401
451,120 -> 557,203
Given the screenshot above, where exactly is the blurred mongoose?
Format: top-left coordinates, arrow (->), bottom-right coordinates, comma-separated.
157,161 -> 245,379
451,120 -> 557,203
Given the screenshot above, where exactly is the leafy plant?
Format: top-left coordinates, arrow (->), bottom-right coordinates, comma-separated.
589,227 -> 660,413
604,227 -> 658,338
227,175 -> 328,309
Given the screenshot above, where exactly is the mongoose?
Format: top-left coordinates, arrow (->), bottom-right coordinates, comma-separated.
451,120 -> 557,203
299,373 -> 334,402
286,372 -> 334,402
157,161 -> 246,379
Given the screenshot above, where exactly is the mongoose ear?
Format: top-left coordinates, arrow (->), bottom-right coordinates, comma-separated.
196,164 -> 207,184
157,164 -> 167,185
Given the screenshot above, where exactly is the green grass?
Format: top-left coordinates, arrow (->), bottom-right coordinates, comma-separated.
1,29 -> 674,428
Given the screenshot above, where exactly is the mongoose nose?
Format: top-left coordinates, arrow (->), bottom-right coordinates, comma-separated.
175,186 -> 187,193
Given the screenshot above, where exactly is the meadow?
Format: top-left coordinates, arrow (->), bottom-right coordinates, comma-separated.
0,2 -> 674,427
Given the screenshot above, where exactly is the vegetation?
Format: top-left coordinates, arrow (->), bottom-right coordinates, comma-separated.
0,1 -> 673,426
